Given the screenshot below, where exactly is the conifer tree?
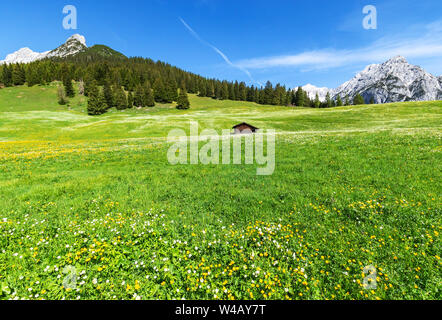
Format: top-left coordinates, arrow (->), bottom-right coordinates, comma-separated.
1,65 -> 13,87
134,85 -> 144,107
103,80 -> 114,109
26,67 -> 41,87
12,65 -> 26,86
87,82 -> 107,115
314,93 -> 321,108
165,78 -> 178,103
154,78 -> 166,103
207,82 -> 215,98
114,86 -> 128,110
63,76 -> 75,98
254,88 -> 260,103
176,88 -> 190,110
221,81 -> 229,100
284,89 -> 291,106
127,91 -> 134,108
262,81 -> 273,105
303,90 -> 311,108
229,83 -> 236,100
353,94 -> 365,105
198,82 -> 207,97
337,95 -> 343,106
345,95 -> 350,106
295,87 -> 305,107
325,92 -> 332,108
143,81 -> 155,107
234,81 -> 240,101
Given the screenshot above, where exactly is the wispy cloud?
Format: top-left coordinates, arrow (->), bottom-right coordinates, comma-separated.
179,17 -> 262,86
235,20 -> 442,71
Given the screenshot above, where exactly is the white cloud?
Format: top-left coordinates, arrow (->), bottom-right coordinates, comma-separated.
236,20 -> 442,71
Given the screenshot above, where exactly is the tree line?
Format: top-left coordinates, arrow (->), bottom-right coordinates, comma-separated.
0,54 -> 369,115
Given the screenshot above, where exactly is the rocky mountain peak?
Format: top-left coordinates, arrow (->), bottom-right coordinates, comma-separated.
1,34 -> 87,64
303,56 -> 442,104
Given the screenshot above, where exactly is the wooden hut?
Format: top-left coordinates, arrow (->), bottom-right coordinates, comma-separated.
232,123 -> 259,134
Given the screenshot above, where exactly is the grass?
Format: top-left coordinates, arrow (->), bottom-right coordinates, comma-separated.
0,83 -> 440,300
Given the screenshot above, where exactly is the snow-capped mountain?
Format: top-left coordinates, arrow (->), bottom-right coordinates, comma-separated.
302,84 -> 330,102
0,34 -> 87,65
1,47 -> 50,64
302,56 -> 442,103
46,34 -> 87,59
333,56 -> 442,103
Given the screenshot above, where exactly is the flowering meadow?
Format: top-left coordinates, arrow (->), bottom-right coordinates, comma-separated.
0,85 -> 440,300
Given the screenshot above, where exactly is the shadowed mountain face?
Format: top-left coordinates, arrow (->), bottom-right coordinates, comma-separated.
303,56 -> 442,103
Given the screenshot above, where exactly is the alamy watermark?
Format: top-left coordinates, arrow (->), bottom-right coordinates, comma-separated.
363,5 -> 377,30
63,5 -> 78,30
62,265 -> 78,290
167,122 -> 275,176
362,265 -> 378,290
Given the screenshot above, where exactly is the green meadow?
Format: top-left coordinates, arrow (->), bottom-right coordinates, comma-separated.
0,83 -> 440,300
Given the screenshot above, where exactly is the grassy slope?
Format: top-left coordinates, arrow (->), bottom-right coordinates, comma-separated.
0,84 -> 440,300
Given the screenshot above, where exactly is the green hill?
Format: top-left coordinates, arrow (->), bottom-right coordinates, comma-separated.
72,44 -> 127,61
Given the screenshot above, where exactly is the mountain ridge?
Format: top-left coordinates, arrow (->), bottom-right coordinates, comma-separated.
0,34 -> 125,65
303,56 -> 442,103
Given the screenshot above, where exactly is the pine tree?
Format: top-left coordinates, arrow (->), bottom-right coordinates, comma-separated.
26,67 -> 41,87
176,88 -> 190,110
198,82 -> 207,97
153,78 -> 166,103
234,81 -> 240,101
295,87 -> 305,107
345,95 -> 350,106
1,65 -> 13,87
336,95 -> 343,107
143,82 -> 155,107
369,97 -> 375,104
127,91 -> 134,108
239,82 -> 247,101
87,82 -> 107,115
134,85 -> 144,107
229,83 -> 236,100
103,80 -> 114,109
165,78 -> 178,103
353,94 -> 365,105
325,92 -> 333,108
303,90 -> 311,108
12,64 -> 26,86
254,88 -> 260,103
314,93 -> 321,108
63,76 -> 75,98
114,86 -> 128,110
207,82 -> 215,98
221,81 -> 229,100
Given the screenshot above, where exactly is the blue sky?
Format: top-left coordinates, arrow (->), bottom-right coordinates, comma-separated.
0,0 -> 441,88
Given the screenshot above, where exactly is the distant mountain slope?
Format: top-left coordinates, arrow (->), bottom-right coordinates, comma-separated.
1,34 -> 127,65
333,56 -> 442,103
61,44 -> 127,62
1,47 -> 50,64
45,34 -> 87,59
302,56 -> 442,104
302,84 -> 330,102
